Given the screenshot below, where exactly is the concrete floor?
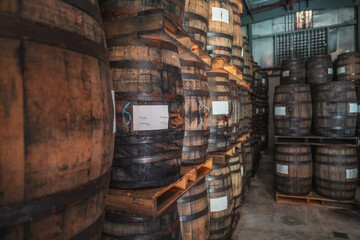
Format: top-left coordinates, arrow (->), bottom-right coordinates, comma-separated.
232,151 -> 360,240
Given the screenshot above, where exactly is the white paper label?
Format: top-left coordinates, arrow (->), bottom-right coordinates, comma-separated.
275,106 -> 286,116
349,103 -> 358,113
240,166 -> 244,176
256,108 -> 259,114
241,48 -> 244,57
282,70 -> 290,77
337,66 -> 346,74
346,168 -> 358,179
328,68 -> 333,75
212,7 -> 229,24
262,78 -> 266,84
111,90 -> 116,133
277,164 -> 288,174
210,196 -> 228,212
133,105 -> 169,131
212,101 -> 229,115
261,136 -> 265,141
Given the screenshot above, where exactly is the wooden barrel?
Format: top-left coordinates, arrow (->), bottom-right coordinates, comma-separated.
280,58 -> 306,85
306,54 -> 333,85
230,78 -> 240,143
243,37 -> 251,84
238,150 -> 246,200
183,0 -> 209,50
313,81 -> 357,137
103,203 -> 181,239
260,71 -> 269,99
336,51 -> 360,81
250,135 -> 260,176
258,129 -> 268,151
229,150 -> 242,218
242,140 -> 252,182
207,0 -> 234,61
101,0 -> 185,27
274,145 -> 313,196
273,84 -> 312,136
230,3 -> 244,71
241,86 -> 252,134
0,1 -> 113,239
177,178 -> 210,240
206,164 -> 233,240
355,80 -> 360,136
181,59 -> 211,165
314,145 -> 359,200
108,37 -> 185,189
207,70 -> 232,152
237,84 -> 244,135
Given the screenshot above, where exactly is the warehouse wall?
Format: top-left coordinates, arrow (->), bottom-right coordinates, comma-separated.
250,7 -> 356,67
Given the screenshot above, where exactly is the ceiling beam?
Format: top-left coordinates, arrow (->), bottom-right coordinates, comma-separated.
241,0 -> 360,25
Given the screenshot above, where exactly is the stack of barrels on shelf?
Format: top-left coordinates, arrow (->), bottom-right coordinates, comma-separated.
0,0 -> 269,239
101,0 -> 259,239
274,53 -> 359,200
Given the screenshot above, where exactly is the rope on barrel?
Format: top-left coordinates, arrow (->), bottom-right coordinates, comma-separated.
199,101 -> 211,127
122,101 -> 132,125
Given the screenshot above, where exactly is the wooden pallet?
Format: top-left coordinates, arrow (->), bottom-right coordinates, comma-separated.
275,135 -> 360,147
211,57 -> 250,89
103,9 -> 212,68
208,144 -> 237,165
106,157 -> 213,218
275,191 -> 360,208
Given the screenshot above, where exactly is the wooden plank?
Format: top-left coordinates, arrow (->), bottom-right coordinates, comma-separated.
275,191 -> 360,208
106,157 -> 213,218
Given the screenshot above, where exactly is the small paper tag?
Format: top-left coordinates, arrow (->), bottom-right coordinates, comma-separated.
262,78 -> 266,84
212,7 -> 229,24
277,164 -> 288,174
349,103 -> 358,113
111,90 -> 116,133
337,66 -> 346,74
212,101 -> 229,115
328,68 -> 333,74
240,166 -> 244,176
241,48 -> 244,57
133,105 -> 169,131
261,136 -> 265,141
346,168 -> 358,179
256,108 -> 259,114
275,106 -> 286,116
282,70 -> 290,77
210,196 -> 228,212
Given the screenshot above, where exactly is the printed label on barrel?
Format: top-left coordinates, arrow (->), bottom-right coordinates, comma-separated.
241,48 -> 244,57
210,196 -> 228,212
212,7 -> 229,23
133,105 -> 169,131
282,70 -> 290,77
349,103 -> 358,113
337,66 -> 346,74
240,167 -> 244,176
111,90 -> 116,133
275,106 -> 286,116
261,136 -> 265,141
256,108 -> 259,114
212,101 -> 229,115
346,168 -> 358,179
328,68 -> 333,75
276,164 -> 288,175
262,78 -> 266,84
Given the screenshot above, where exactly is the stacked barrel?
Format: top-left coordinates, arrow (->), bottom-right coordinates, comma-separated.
274,54 -> 359,200
0,1 -> 114,239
